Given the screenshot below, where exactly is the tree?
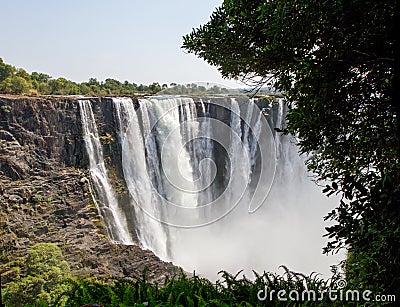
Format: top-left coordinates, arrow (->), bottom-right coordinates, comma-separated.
121,80 -> 137,95
31,72 -> 52,95
103,78 -> 122,94
148,82 -> 161,94
86,77 -> 100,87
183,0 -> 399,294
0,58 -> 16,82
3,243 -> 71,306
31,72 -> 52,83
48,78 -> 79,95
15,68 -> 31,81
137,84 -> 148,92
0,76 -> 32,95
79,83 -> 93,96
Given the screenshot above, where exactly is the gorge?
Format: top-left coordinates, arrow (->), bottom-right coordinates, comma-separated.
79,95 -> 340,280
0,95 -> 340,285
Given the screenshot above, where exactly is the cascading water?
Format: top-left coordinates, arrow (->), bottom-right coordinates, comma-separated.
113,97 -> 171,259
80,96 -> 341,280
78,100 -> 132,244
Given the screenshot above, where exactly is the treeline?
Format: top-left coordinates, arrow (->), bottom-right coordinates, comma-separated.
0,57 -> 166,96
160,83 -> 229,95
0,58 -> 234,97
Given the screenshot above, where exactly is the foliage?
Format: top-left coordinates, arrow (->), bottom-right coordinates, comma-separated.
0,58 -> 16,82
159,83 -> 229,95
0,76 -> 32,95
2,243 -> 71,307
50,267 -> 364,307
0,57 -> 165,96
0,57 -> 243,97
182,0 -> 400,296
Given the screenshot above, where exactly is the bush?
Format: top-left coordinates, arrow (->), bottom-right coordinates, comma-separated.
0,76 -> 32,95
3,243 -> 71,307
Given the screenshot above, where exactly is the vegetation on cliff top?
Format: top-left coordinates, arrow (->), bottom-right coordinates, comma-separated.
0,58 -> 234,97
0,57 -> 164,96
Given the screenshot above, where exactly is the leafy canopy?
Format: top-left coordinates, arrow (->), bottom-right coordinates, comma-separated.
0,57 -> 164,96
183,0 -> 399,294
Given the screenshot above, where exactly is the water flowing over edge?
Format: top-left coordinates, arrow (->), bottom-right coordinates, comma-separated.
79,96 -> 343,280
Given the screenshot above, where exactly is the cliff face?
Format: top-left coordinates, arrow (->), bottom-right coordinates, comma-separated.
0,95 -> 179,284
0,96 -> 84,179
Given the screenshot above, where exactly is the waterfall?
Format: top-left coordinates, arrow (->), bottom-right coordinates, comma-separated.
149,97 -> 199,209
78,100 -> 132,244
195,99 -> 214,206
113,97 -> 169,258
80,96 -> 341,280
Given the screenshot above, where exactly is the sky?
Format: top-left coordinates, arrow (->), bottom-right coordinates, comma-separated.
1,0 -> 243,88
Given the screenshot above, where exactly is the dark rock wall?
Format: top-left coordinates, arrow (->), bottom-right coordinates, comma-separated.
0,96 -> 86,180
0,95 -> 178,285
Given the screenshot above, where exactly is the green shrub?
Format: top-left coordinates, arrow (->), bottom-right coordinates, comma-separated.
55,268 -> 349,307
3,243 -> 71,307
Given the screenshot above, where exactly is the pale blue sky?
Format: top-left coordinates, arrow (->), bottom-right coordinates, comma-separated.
1,0 -> 242,87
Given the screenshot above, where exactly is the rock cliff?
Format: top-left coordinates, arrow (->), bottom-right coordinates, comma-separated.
0,95 -> 179,285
